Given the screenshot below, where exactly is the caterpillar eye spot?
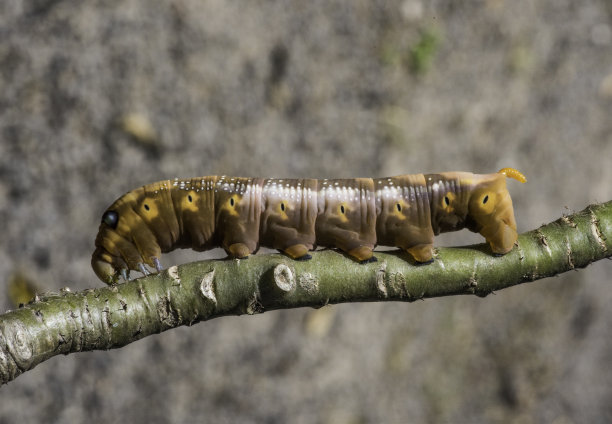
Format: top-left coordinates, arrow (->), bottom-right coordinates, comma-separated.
280,202 -> 285,211
102,210 -> 119,229
483,195 -> 489,204
188,195 -> 193,203
444,196 -> 450,207
144,204 -> 150,211
340,205 -> 345,214
230,197 -> 235,207
396,203 -> 402,212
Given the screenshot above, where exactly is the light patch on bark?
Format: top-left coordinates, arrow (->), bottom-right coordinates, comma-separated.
299,272 -> 318,294
167,266 -> 180,285
7,322 -> 33,366
590,209 -> 607,252
376,262 -> 388,297
273,264 -> 295,292
199,270 -> 217,304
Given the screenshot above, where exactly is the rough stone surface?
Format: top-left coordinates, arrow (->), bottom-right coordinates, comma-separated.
1,1 -> 612,422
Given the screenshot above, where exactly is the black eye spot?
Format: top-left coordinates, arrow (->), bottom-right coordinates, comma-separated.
444,196 -> 450,206
396,203 -> 402,212
230,197 -> 235,207
188,195 -> 193,203
102,211 -> 119,229
340,205 -> 345,214
144,204 -> 150,211
280,202 -> 285,211
483,195 -> 489,204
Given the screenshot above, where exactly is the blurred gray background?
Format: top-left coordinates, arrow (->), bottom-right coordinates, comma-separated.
1,0 -> 612,422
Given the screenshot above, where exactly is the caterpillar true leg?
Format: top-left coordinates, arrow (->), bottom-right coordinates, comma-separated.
152,257 -> 163,272
138,263 -> 150,276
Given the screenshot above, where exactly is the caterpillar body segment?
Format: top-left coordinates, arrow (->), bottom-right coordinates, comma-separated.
315,178 -> 378,262
171,176 -> 217,251
259,178 -> 318,259
374,174 -> 434,263
92,170 -> 523,284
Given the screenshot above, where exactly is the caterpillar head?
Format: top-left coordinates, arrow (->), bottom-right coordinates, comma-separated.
92,189 -> 166,284
92,210 -> 127,285
466,168 -> 526,255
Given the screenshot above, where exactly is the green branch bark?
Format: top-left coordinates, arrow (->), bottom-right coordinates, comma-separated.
1,201 -> 611,384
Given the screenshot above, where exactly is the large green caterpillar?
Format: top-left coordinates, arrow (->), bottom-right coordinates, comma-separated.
92,168 -> 526,284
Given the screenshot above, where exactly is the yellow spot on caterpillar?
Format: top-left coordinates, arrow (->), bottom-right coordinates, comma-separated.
337,203 -> 349,223
222,195 -> 240,217
277,200 -> 289,220
442,192 -> 456,213
140,198 -> 160,219
181,191 -> 199,212
498,167 -> 527,183
392,200 -> 408,220
475,192 -> 496,214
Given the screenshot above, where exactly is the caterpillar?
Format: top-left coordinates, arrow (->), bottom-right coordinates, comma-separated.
92,168 -> 526,284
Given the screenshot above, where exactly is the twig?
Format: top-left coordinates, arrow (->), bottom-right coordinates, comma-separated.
1,201 -> 610,385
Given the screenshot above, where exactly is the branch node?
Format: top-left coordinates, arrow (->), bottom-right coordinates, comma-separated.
589,208 -> 607,252
246,292 -> 264,315
5,322 -> 33,367
516,240 -> 525,261
535,229 -> 552,256
565,237 -> 575,269
273,264 -> 295,292
468,261 -> 478,289
199,270 -> 217,304
561,214 -> 577,228
136,282 -> 146,298
167,266 -> 181,286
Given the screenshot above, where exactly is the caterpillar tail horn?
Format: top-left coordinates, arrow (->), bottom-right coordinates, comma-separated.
498,167 -> 527,183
